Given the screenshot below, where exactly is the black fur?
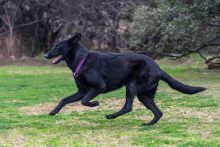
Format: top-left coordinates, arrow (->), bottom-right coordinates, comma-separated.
45,33 -> 206,125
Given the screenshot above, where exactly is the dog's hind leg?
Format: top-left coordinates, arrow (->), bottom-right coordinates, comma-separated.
106,81 -> 137,119
137,86 -> 163,125
49,91 -> 85,115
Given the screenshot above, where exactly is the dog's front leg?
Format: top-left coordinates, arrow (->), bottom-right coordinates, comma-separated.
81,88 -> 100,107
49,91 -> 85,115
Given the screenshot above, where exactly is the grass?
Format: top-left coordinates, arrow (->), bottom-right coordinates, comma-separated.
0,58 -> 220,146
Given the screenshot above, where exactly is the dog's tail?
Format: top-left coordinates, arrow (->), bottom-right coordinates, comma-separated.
160,69 -> 206,94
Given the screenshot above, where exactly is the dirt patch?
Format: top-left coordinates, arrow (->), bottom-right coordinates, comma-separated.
0,129 -> 26,147
19,102 -> 97,115
202,83 -> 220,99
164,107 -> 220,123
3,99 -> 25,103
187,125 -> 213,139
79,131 -> 134,146
19,98 -> 220,123
19,99 -> 144,115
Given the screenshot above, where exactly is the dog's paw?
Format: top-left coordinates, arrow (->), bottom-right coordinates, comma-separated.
106,114 -> 117,119
91,101 -> 99,107
81,101 -> 99,107
49,109 -> 58,116
142,122 -> 155,126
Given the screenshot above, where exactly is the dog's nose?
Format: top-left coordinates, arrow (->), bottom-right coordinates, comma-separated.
44,54 -> 49,59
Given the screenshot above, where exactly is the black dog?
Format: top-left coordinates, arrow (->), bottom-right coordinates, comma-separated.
45,33 -> 206,125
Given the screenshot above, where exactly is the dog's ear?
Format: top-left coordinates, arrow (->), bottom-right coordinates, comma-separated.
68,33 -> 81,44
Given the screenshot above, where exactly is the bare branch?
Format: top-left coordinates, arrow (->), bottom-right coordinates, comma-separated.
205,43 -> 220,46
159,52 -> 191,60
15,19 -> 43,29
206,56 -> 220,63
11,0 -> 22,26
0,19 -> 43,37
208,23 -> 220,27
197,51 -> 208,63
162,34 -> 220,63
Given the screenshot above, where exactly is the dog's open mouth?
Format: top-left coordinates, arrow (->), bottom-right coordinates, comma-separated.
52,55 -> 64,64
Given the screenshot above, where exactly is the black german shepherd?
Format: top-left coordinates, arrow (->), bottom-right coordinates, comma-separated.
45,33 -> 206,125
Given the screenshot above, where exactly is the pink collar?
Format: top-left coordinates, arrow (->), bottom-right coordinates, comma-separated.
73,54 -> 88,77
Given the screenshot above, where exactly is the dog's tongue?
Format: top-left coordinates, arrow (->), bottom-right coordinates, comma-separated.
52,55 -> 63,64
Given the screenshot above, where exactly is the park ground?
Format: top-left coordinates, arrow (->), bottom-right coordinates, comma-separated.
0,56 -> 220,146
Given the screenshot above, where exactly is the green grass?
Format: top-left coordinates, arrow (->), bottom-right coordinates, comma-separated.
0,59 -> 220,146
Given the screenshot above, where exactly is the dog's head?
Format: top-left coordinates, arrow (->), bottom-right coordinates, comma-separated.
44,33 -> 81,64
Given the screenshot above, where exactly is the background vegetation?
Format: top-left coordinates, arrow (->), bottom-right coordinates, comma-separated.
1,0 -> 220,67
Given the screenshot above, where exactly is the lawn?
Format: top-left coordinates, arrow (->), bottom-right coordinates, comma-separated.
0,59 -> 220,146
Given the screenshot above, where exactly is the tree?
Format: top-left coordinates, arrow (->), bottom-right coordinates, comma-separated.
130,0 -> 220,68
0,0 -> 51,57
